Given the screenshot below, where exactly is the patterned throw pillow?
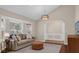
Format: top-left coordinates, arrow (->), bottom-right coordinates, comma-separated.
18,34 -> 26,40
16,36 -> 21,41
19,34 -> 23,39
27,34 -> 32,39
22,34 -> 26,39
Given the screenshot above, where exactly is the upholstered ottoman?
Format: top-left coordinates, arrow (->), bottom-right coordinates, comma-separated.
32,41 -> 43,50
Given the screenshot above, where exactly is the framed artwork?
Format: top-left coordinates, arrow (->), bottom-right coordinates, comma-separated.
9,22 -> 22,34
75,21 -> 79,34
23,23 -> 32,34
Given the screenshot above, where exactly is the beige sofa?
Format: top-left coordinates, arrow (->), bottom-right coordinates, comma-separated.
8,34 -> 35,51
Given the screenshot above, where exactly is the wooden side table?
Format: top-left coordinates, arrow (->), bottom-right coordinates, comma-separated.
67,35 -> 79,53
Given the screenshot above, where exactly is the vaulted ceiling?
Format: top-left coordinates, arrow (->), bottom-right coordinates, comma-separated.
0,5 -> 59,20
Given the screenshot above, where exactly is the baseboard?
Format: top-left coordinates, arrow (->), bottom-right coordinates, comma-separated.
45,40 -> 64,45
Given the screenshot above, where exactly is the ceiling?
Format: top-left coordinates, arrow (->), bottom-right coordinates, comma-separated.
0,5 -> 59,20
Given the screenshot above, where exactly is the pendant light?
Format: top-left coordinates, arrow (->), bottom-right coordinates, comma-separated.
41,7 -> 48,21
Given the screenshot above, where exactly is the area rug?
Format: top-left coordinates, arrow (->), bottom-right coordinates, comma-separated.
9,43 -> 61,53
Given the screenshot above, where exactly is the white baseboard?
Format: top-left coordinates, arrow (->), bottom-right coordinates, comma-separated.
64,42 -> 68,45
35,39 -> 45,42
45,40 -> 64,45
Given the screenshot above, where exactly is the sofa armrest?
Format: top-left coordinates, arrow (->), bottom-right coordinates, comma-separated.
9,39 -> 18,50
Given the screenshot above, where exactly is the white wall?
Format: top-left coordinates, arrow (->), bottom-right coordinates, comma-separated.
36,6 -> 75,45
75,6 -> 79,20
49,5 -> 75,35
37,20 -> 65,41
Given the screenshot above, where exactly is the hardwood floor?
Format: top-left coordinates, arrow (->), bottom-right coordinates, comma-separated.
60,45 -> 68,53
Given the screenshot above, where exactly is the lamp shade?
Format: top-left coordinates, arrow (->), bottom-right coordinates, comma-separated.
4,33 -> 10,37
0,19 -> 5,31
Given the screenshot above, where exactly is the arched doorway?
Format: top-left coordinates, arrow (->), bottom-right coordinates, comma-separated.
47,20 -> 66,44
37,20 -> 67,44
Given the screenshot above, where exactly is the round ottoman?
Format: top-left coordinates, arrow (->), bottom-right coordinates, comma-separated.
32,41 -> 43,50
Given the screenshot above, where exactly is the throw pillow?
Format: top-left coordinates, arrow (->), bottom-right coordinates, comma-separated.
18,34 -> 23,39
27,34 -> 32,39
22,34 -> 26,39
16,36 -> 21,41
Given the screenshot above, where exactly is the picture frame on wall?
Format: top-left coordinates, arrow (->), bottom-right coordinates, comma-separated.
75,21 -> 79,35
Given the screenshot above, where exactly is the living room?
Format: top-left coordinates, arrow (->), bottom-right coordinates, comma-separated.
0,5 -> 79,53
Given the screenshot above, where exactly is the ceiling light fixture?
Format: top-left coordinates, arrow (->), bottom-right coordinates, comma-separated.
41,7 -> 48,21
41,15 -> 48,21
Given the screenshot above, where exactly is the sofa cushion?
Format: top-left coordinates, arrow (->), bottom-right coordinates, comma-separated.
17,39 -> 34,45
18,34 -> 22,39
27,34 -> 32,39
27,39 -> 34,42
22,34 -> 27,39
16,36 -> 21,41
18,34 -> 27,40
